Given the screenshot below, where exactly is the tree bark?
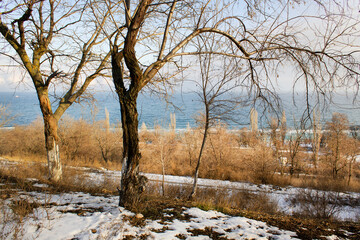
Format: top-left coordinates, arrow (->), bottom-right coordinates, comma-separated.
111,0 -> 151,208
117,93 -> 146,208
37,89 -> 62,182
46,134 -> 62,181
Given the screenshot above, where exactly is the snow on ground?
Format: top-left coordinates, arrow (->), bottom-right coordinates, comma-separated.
356,155 -> 360,163
1,158 -> 359,239
1,158 -> 360,221
1,189 -> 299,240
85,166 -> 360,221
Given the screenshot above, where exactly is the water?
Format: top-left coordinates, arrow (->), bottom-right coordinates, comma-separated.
0,91 -> 359,129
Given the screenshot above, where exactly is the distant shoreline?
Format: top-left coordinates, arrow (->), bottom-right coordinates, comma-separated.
1,91 -> 359,129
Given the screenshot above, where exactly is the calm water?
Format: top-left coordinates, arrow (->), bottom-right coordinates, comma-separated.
0,91 -> 359,129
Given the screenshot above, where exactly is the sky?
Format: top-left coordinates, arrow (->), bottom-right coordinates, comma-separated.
0,0 -> 359,95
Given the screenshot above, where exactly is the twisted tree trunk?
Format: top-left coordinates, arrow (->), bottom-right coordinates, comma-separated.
111,0 -> 152,208
117,93 -> 146,207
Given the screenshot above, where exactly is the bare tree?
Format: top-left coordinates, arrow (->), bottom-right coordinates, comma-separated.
280,110 -> 287,144
188,45 -> 245,199
287,118 -> 306,177
93,0 -> 360,207
269,117 -> 284,172
324,113 -> 349,179
0,0 -> 110,181
153,125 -> 176,196
312,109 -> 322,170
344,136 -> 359,185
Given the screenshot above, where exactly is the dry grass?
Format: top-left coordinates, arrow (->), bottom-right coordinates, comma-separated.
1,154 -> 359,239
0,118 -> 359,193
144,181 -> 279,216
0,166 -> 44,239
0,158 -> 118,197
130,190 -> 360,240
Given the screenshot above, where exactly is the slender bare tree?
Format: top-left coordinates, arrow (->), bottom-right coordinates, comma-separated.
93,0 -> 360,207
287,118 -> 306,177
188,42 -> 245,199
312,109 -> 322,170
280,110 -> 287,144
0,0 -> 111,181
324,112 -> 350,179
344,136 -> 359,185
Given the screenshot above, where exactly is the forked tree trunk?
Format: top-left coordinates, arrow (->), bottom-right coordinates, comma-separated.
118,94 -> 146,207
110,0 -> 151,208
38,90 -> 62,182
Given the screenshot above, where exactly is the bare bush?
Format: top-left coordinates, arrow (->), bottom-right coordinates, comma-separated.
230,190 -> 279,214
248,144 -> 277,184
238,128 -> 260,148
0,197 -> 30,239
0,118 -> 45,159
202,125 -> 239,180
145,182 -> 279,215
288,189 -> 341,220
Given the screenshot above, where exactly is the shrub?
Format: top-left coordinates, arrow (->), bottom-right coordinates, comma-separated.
288,188 -> 341,220
247,144 -> 277,184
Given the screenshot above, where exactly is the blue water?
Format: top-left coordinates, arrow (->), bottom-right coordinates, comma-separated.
0,91 -> 204,129
0,91 -> 359,129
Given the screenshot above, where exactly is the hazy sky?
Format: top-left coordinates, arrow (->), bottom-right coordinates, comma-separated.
0,0 -> 358,95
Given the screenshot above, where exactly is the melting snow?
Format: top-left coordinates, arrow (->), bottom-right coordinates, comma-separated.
1,191 -> 299,239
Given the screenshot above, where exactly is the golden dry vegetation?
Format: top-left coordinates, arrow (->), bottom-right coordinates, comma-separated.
0,114 -> 359,193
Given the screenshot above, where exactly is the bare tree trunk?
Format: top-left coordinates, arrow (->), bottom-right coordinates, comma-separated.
161,150 -> 166,196
46,134 -> 62,181
159,135 -> 167,196
347,160 -> 352,186
118,94 -> 146,208
189,117 -> 209,200
38,89 -> 62,182
312,110 -> 321,170
333,137 -> 340,179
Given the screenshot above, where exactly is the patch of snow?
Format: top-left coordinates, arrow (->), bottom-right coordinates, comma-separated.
0,191 -> 301,240
1,158 -> 359,222
355,155 -> 360,163
32,183 -> 49,188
